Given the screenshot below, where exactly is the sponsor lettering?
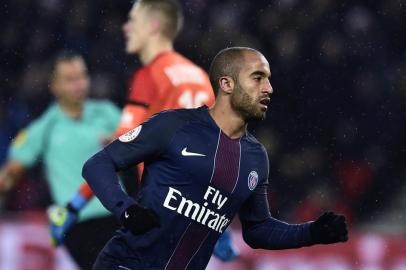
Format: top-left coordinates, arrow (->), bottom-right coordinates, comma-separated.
163,186 -> 230,233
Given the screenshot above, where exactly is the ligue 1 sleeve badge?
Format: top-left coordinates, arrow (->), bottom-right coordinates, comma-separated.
248,171 -> 259,190
119,125 -> 142,142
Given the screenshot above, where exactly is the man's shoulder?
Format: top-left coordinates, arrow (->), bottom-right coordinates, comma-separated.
244,132 -> 268,155
147,106 -> 206,126
27,103 -> 59,128
116,107 -> 208,153
12,103 -> 58,145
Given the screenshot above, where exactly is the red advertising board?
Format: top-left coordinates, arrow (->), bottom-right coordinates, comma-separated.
1,212 -> 405,270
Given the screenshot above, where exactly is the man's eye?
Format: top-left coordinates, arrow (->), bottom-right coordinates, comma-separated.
254,77 -> 261,81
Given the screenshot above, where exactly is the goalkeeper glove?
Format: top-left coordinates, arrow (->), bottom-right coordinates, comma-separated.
47,192 -> 87,246
213,229 -> 239,262
309,212 -> 348,244
120,203 -> 160,235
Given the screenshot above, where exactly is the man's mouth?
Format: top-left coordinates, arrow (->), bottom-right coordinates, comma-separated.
259,97 -> 271,108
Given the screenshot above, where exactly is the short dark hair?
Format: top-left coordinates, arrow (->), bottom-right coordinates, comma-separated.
209,47 -> 259,96
138,0 -> 183,40
50,50 -> 84,80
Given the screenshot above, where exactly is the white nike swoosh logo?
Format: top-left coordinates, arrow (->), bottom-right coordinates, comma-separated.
181,147 -> 206,157
124,211 -> 129,218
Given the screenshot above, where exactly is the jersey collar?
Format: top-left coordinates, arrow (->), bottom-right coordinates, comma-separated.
200,105 -> 247,140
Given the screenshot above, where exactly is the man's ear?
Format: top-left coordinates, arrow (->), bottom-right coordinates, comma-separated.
149,17 -> 161,35
219,76 -> 235,95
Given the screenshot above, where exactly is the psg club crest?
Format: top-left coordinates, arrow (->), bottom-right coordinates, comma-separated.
248,171 -> 258,190
119,125 -> 142,142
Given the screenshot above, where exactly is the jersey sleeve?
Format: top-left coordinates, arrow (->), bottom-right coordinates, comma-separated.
239,148 -> 314,250
82,110 -> 188,217
8,118 -> 48,167
127,69 -> 159,108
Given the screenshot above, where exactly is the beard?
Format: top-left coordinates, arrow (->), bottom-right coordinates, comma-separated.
230,83 -> 267,122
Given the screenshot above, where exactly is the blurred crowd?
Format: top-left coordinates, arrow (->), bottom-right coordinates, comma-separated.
1,0 -> 405,232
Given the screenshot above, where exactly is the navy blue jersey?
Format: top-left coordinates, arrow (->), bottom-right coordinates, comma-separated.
83,106 -> 313,269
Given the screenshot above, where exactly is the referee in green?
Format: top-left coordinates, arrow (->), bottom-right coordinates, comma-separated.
0,51 -> 121,269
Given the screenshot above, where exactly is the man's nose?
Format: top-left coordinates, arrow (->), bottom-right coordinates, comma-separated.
122,22 -> 129,34
263,82 -> 273,95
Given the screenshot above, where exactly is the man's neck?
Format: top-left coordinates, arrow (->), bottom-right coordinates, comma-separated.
209,100 -> 247,139
59,101 -> 83,119
139,38 -> 173,65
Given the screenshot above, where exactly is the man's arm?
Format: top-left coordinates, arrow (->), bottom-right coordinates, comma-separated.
83,114 -> 168,216
1,120 -> 48,194
239,182 -> 348,249
82,148 -> 137,214
239,152 -> 348,250
239,179 -> 315,250
83,110 -> 185,234
0,160 -> 25,193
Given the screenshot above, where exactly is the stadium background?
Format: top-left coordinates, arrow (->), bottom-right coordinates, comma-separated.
0,0 -> 405,269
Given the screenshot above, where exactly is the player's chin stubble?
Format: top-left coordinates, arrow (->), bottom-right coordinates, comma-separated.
230,85 -> 266,122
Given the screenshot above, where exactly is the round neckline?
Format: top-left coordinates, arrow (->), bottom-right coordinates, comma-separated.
201,106 -> 245,141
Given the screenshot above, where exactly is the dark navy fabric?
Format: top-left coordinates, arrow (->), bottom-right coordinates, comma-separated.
84,106 -> 313,270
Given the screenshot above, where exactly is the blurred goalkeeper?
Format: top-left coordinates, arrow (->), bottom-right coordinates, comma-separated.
50,0 -> 238,264
0,51 -> 121,269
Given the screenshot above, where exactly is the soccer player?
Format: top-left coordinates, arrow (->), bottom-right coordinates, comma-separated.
83,47 -> 349,270
51,0 -> 237,262
0,51 -> 121,270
